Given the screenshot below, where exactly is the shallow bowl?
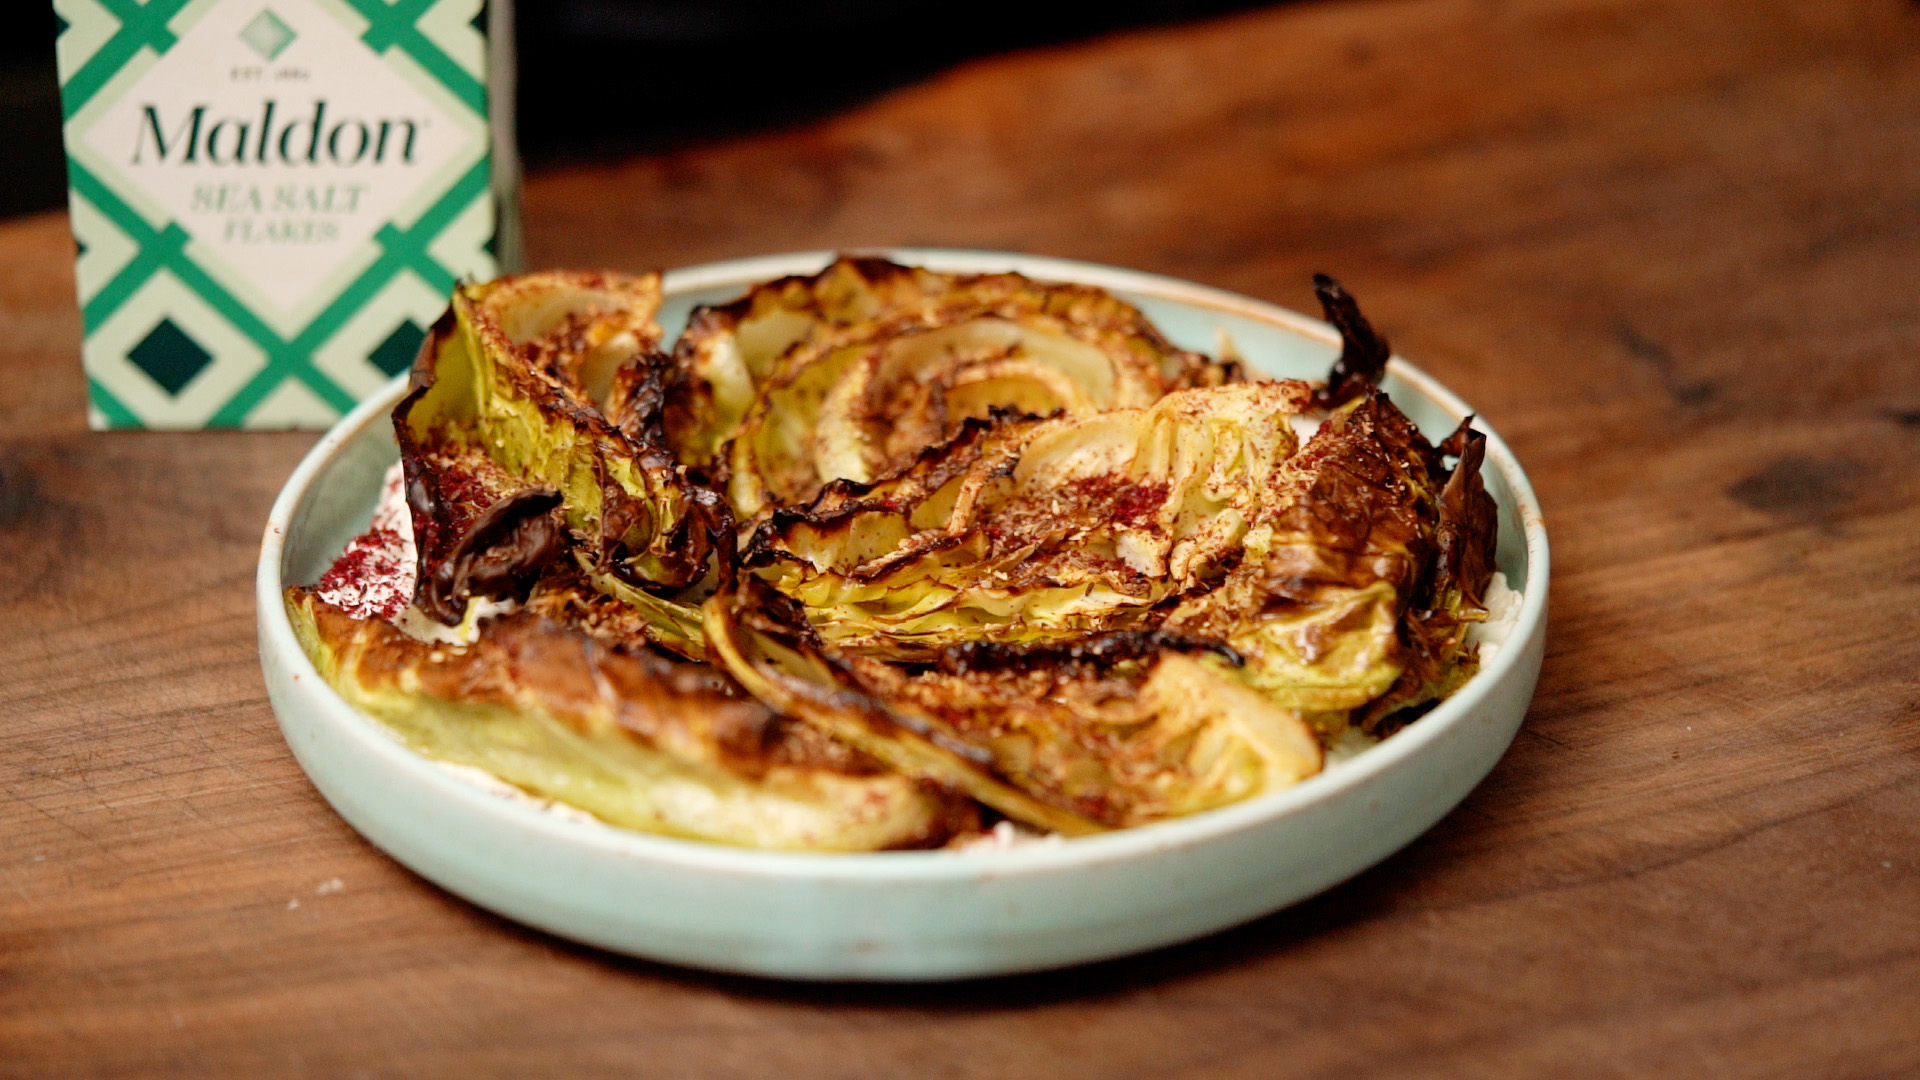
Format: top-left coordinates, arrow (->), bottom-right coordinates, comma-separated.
257,249 -> 1549,980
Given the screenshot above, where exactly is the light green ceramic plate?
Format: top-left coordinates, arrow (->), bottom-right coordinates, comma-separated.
257,250 -> 1549,981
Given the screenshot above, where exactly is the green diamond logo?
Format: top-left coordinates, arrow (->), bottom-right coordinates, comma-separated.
367,319 -> 426,377
239,9 -> 296,61
128,318 -> 214,396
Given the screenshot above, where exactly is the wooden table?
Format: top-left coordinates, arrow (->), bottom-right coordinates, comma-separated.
5,0 -> 1917,1075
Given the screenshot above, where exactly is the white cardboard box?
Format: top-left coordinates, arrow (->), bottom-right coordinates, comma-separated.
54,0 -> 519,429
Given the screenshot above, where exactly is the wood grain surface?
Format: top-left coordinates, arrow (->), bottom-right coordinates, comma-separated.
4,0 -> 1918,1076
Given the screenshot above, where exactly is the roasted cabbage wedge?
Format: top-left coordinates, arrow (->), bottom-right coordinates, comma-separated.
706,579 -> 1322,830
1159,392 -> 1490,729
394,270 -> 725,655
289,261 -> 1501,847
662,256 -> 1236,517
743,380 -> 1314,659
287,589 -> 973,850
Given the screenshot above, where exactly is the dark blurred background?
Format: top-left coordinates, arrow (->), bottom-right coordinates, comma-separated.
6,0 -> 1269,220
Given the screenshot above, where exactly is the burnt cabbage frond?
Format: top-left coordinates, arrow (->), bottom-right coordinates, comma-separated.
415,486 -> 564,622
1311,274 -> 1393,411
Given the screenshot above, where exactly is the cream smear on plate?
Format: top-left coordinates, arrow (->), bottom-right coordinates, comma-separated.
1468,571 -> 1520,662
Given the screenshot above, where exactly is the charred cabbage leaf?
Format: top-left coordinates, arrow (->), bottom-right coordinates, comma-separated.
706,579 -> 1322,831
1352,420 -> 1500,732
1161,392 -> 1467,723
745,380 -> 1315,659
1311,273 -> 1393,411
395,271 -> 727,654
663,256 -> 1236,517
287,589 -> 972,850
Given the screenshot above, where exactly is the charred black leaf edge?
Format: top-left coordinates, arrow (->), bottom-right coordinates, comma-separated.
416,487 -> 566,623
1311,274 -> 1393,411
934,630 -> 1244,677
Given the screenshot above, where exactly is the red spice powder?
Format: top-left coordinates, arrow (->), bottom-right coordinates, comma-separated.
315,526 -> 413,621
1106,481 -> 1171,527
428,459 -> 494,534
1064,476 -> 1169,527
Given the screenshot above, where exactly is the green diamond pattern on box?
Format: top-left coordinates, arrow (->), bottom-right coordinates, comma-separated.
54,0 -> 520,429
238,10 -> 296,61
127,317 -> 214,395
366,318 -> 425,377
